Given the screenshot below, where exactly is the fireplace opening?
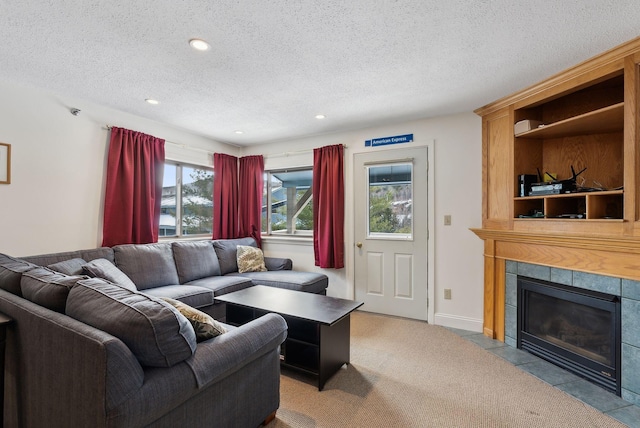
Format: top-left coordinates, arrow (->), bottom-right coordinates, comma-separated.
517,276 -> 621,395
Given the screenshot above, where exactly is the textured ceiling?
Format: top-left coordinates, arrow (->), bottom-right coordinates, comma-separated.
1,1 -> 640,146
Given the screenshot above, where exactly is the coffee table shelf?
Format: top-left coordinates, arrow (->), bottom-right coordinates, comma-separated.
216,285 -> 363,390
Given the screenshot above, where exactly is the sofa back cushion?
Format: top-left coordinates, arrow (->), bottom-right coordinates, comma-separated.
20,267 -> 85,313
113,243 -> 179,290
172,241 -> 221,283
213,237 -> 257,275
21,247 -> 115,266
66,277 -> 197,367
0,254 -> 38,296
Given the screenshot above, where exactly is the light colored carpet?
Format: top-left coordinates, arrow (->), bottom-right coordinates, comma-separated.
268,311 -> 626,428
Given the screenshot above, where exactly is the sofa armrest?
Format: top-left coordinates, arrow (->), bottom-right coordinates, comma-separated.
264,256 -> 292,271
185,313 -> 287,387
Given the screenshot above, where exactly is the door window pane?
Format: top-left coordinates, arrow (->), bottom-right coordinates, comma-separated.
367,163 -> 412,238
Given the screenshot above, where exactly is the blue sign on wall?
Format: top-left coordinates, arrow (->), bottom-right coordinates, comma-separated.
365,134 -> 413,147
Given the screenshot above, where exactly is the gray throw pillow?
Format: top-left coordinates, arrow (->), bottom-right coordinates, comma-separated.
21,267 -> 86,313
47,258 -> 87,275
82,258 -> 137,291
66,277 -> 197,367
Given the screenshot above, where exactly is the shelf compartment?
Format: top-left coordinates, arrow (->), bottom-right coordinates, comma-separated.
514,198 -> 544,218
515,102 -> 624,139
586,191 -> 624,219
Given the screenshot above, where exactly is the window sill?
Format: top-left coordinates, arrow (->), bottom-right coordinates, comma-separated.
261,235 -> 313,245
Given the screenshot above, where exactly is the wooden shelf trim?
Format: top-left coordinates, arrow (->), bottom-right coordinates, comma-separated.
514,189 -> 623,201
470,228 -> 640,255
514,102 -> 624,139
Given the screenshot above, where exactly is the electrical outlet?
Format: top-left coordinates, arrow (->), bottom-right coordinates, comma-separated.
444,288 -> 452,299
444,215 -> 452,226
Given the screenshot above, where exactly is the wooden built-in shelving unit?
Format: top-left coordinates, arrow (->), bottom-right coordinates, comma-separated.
473,36 -> 640,340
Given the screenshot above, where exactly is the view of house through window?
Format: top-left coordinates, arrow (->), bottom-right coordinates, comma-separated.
160,162 -> 213,237
262,168 -> 313,235
367,163 -> 413,238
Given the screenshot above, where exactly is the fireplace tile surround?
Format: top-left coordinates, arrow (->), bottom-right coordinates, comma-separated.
504,261 -> 640,407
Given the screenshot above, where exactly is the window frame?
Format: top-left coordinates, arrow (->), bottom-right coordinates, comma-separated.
160,161 -> 213,239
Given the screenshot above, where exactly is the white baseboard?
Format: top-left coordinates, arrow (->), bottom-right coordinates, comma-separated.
434,312 -> 483,333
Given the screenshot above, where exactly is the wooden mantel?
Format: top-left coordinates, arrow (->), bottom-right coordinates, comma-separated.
471,228 -> 640,341
473,36 -> 640,341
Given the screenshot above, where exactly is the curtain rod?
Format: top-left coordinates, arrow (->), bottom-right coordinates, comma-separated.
264,144 -> 347,159
105,125 -> 213,155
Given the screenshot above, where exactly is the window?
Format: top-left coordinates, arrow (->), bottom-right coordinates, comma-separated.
262,168 -> 313,236
160,162 -> 213,237
367,163 -> 412,238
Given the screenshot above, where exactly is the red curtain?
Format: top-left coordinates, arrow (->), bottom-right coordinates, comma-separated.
238,155 -> 264,247
313,144 -> 345,268
213,153 -> 239,239
102,127 -> 165,247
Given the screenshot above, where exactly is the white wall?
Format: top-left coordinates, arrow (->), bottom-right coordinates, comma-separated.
243,113 -> 485,331
0,80 -> 239,256
0,79 -> 484,330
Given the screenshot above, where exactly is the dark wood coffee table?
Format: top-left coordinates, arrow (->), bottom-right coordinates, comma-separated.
215,285 -> 363,390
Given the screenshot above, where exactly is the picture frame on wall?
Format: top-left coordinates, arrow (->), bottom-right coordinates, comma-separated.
0,143 -> 11,184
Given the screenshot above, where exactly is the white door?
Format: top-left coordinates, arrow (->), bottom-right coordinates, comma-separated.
354,147 -> 429,320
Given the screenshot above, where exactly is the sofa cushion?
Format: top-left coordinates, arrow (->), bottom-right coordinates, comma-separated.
172,241 -> 221,283
161,297 -> 226,342
47,258 -> 87,275
142,285 -> 214,309
185,275 -> 254,297
237,245 -> 267,273
66,277 -> 197,367
82,258 -> 137,291
113,243 -> 180,290
0,253 -> 38,296
213,237 -> 257,275
229,270 -> 329,294
20,267 -> 85,313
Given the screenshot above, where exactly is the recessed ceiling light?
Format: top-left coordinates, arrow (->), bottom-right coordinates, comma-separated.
145,98 -> 160,105
315,114 -> 326,119
234,130 -> 244,134
189,38 -> 210,51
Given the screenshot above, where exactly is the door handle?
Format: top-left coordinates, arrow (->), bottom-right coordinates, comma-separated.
356,242 -> 362,248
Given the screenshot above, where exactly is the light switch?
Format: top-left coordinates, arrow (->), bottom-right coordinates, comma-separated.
444,215 -> 452,226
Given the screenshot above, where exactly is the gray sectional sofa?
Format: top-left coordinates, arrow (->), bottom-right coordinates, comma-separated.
0,237 -> 329,427
23,236 -> 329,320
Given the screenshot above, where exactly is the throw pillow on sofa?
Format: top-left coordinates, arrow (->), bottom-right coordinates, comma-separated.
82,258 -> 137,291
161,297 -> 226,342
237,245 -> 267,273
47,258 -> 87,275
66,277 -> 197,367
21,267 -> 86,313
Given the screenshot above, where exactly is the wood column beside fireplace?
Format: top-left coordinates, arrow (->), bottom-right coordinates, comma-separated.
473,36 -> 640,341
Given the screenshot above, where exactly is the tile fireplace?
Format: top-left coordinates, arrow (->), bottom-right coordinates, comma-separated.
504,261 -> 640,406
517,276 -> 621,395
